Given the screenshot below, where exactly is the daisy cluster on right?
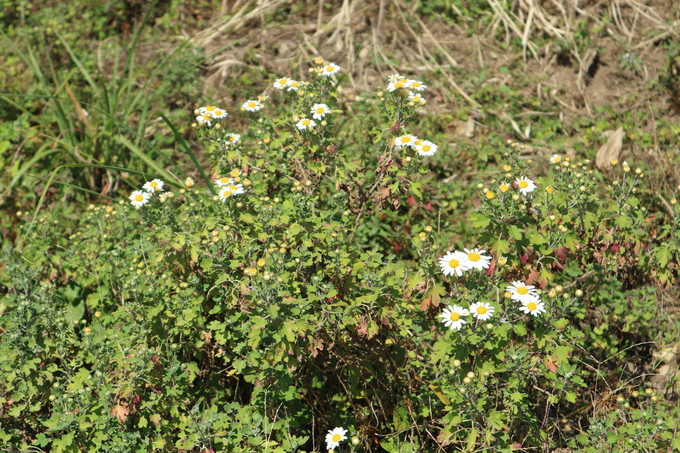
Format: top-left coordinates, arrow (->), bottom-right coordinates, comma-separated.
437,249 -> 546,331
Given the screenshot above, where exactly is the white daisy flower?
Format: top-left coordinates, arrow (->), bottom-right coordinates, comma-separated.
387,73 -> 402,82
184,177 -> 195,188
225,133 -> 241,144
242,100 -> 262,112
199,105 -> 218,115
311,103 -> 331,120
438,251 -> 469,277
415,140 -> 437,156
129,190 -> 150,207
387,79 -> 409,92
469,302 -> 494,321
214,177 -> 234,187
296,118 -> 316,130
229,169 -> 241,179
287,80 -> 303,92
463,248 -> 492,271
143,179 -> 164,193
516,176 -> 537,195
321,63 -> 340,76
550,154 -> 562,164
408,91 -> 426,104
211,108 -> 228,119
439,305 -> 469,331
325,427 -> 348,450
408,79 -> 427,91
506,281 -> 538,303
273,77 -> 292,90
394,134 -> 418,147
226,183 -> 244,195
519,295 -> 546,316
196,113 -> 213,127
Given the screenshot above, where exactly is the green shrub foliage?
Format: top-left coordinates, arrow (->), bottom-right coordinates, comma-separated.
2,60 -> 679,452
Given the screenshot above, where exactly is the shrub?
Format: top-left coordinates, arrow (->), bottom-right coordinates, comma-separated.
1,59 -> 679,452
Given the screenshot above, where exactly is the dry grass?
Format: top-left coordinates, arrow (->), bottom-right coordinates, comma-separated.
181,0 -> 678,125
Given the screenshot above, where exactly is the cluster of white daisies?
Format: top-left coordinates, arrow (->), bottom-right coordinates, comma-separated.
383,74 -> 437,157
128,179 -> 174,208
294,103 -> 332,131
393,134 -> 438,156
437,249 -> 547,331
194,105 -> 228,127
213,169 -> 246,201
385,73 -> 427,104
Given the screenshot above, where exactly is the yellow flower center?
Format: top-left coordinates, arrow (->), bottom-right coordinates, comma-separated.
316,107 -> 324,114
303,120 -> 310,126
500,184 -> 509,192
527,301 -> 537,311
394,82 -> 404,89
215,110 -> 223,116
222,190 -> 232,197
325,66 -> 334,72
204,105 -> 215,111
448,259 -> 459,268
332,434 -> 341,442
230,170 -> 240,177
422,145 -> 431,152
517,287 -> 528,295
468,252 -> 480,262
519,181 -> 529,189
449,312 -> 460,321
486,192 -> 495,199
477,306 -> 487,315
134,195 -> 144,202
399,137 -> 411,143
220,178 -> 230,184
248,102 -> 256,108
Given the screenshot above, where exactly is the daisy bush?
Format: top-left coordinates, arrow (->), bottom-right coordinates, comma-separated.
2,57 -> 680,453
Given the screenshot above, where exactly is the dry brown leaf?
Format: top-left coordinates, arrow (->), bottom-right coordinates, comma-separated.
452,118 -> 476,138
111,404 -> 129,422
149,413 -> 162,427
595,127 -> 624,170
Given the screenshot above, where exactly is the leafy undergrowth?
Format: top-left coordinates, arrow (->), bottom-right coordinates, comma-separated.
3,1 -> 680,452
1,57 -> 680,452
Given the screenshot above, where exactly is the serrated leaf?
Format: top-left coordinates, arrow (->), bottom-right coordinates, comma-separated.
529,233 -> 546,246
508,225 -> 523,240
513,324 -> 527,336
469,213 -> 490,228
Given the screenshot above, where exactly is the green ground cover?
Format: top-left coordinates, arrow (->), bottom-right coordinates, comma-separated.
1,0 -> 680,451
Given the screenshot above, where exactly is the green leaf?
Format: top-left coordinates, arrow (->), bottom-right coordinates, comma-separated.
508,225 -> 523,240
513,323 -> 527,336
491,238 -> 510,255
655,244 -> 671,268
465,428 -> 479,451
615,215 -> 631,228
486,410 -> 508,431
528,233 -> 546,246
564,392 -> 577,403
469,213 -> 490,228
